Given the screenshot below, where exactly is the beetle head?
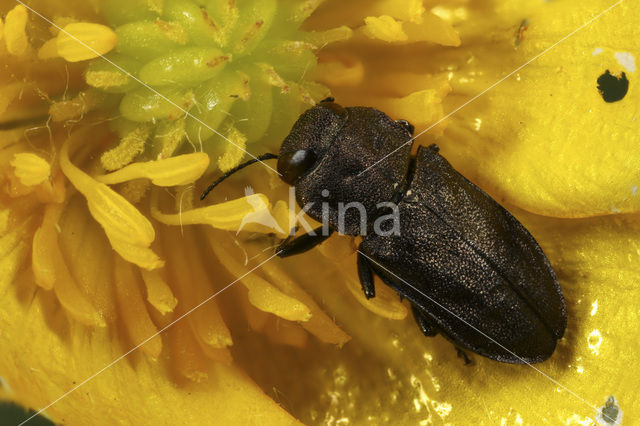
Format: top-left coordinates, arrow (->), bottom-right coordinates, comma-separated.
278,101 -> 413,235
277,99 -> 348,184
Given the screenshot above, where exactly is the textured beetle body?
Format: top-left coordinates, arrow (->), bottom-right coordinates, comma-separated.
204,100 -> 567,364
277,100 -> 566,364
360,146 -> 566,363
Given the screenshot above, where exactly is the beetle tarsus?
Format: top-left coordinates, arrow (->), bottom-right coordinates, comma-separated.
456,348 -> 472,365
276,227 -> 333,258
411,305 -> 438,337
357,249 -> 376,299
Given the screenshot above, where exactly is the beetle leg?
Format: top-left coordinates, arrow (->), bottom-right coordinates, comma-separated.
411,305 -> 438,337
276,226 -> 333,258
456,348 -> 473,365
357,250 -> 376,299
427,143 -> 440,153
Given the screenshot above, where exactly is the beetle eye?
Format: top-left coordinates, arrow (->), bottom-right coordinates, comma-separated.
396,119 -> 415,135
278,149 -> 317,184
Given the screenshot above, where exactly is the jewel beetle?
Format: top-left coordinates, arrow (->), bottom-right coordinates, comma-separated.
202,98 -> 567,364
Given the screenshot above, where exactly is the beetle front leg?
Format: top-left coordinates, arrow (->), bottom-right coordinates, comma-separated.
357,249 -> 376,299
276,226 -> 333,258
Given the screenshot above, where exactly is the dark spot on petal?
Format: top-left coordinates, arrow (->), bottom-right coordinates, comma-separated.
514,19 -> 529,46
597,70 -> 629,103
599,396 -> 621,424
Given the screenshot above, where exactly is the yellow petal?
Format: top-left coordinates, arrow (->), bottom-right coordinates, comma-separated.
10,153 -> 51,187
4,5 -> 29,56
0,282 -> 300,425
97,152 -> 209,186
56,23 -> 118,62
443,0 -> 639,217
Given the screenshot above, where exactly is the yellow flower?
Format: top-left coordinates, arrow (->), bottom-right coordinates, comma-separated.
0,0 -> 638,425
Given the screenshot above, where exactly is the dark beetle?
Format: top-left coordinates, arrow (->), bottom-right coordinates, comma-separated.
202,98 -> 567,364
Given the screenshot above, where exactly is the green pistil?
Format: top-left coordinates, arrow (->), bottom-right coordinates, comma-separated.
89,0 -> 343,172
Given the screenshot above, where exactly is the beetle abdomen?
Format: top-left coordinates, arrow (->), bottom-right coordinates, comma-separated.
361,146 -> 566,363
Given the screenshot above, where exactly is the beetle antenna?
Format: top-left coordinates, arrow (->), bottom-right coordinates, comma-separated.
200,153 -> 279,200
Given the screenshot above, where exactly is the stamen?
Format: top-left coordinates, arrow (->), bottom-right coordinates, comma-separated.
101,124 -> 152,172
10,153 -> 51,187
114,256 -> 162,358
56,23 -> 118,62
206,229 -> 312,322
60,131 -> 164,270
4,5 -> 29,56
97,152 -> 210,186
140,269 -> 178,315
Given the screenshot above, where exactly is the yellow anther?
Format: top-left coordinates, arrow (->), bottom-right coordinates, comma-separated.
57,22 -> 117,62
217,126 -> 247,172
97,153 -> 210,187
362,16 -> 408,42
37,38 -> 59,60
4,5 -> 29,56
10,153 -> 51,187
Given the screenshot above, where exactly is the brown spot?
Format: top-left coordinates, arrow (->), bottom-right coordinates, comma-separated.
207,55 -> 230,68
155,19 -> 187,44
240,20 -> 264,45
514,19 -> 529,46
200,8 -> 219,32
